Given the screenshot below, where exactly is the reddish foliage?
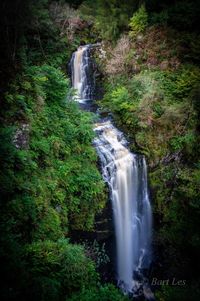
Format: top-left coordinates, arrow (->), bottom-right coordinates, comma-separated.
131,26 -> 181,71
105,26 -> 183,76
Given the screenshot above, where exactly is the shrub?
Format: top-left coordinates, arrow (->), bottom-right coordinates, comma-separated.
24,239 -> 98,300
105,36 -> 131,75
68,284 -> 128,301
129,5 -> 148,38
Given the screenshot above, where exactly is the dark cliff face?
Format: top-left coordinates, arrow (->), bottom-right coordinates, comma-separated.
69,197 -> 115,283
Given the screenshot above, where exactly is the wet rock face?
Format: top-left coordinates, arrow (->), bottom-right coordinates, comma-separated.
95,198 -> 114,241
13,123 -> 29,149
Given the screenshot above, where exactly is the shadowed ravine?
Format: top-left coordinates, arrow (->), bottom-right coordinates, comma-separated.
70,45 -> 153,298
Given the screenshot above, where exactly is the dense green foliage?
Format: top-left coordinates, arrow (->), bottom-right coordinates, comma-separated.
0,45 -> 108,301
20,239 -> 98,301
129,5 -> 148,38
1,64 -> 106,236
68,284 -> 129,301
80,0 -> 140,41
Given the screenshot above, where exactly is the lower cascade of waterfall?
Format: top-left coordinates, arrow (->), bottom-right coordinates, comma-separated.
94,120 -> 152,294
70,45 -> 153,297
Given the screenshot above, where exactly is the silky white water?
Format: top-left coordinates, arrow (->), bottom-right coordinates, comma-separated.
94,121 -> 152,293
72,47 -> 84,99
70,45 -> 95,102
71,45 -> 152,294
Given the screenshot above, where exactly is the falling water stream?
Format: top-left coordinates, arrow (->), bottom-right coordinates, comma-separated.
70,45 -> 153,297
70,45 -> 96,102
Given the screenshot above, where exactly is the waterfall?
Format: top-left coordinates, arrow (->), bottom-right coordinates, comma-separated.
70,45 -> 152,295
70,45 -> 96,102
94,121 -> 152,293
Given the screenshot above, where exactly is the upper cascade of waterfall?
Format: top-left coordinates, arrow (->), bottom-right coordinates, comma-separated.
94,120 -> 152,294
70,44 -> 96,103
